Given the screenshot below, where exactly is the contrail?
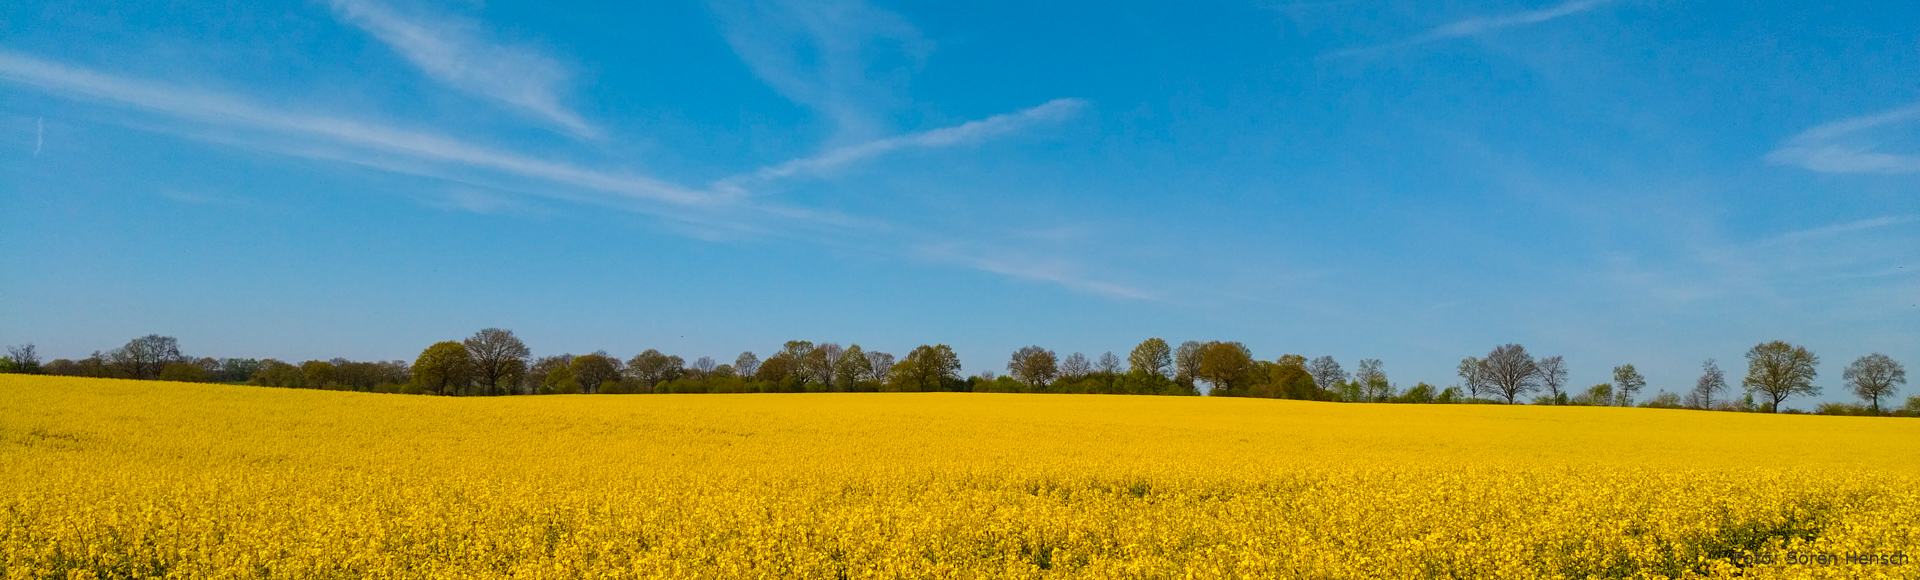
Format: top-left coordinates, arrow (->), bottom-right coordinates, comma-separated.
34,117 -> 43,156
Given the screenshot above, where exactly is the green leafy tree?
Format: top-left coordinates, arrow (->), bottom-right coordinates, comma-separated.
158,362 -> 211,382
250,359 -> 306,388
1365,373 -> 1393,402
1269,357 -> 1319,399
888,344 -> 960,392
1117,370 -> 1186,396
782,341 -> 817,385
571,353 -> 620,394
1573,383 -> 1613,406
526,355 -> 573,394
1336,379 -> 1364,402
1743,341 -> 1820,412
1641,391 -> 1684,409
1355,358 -> 1392,401
1128,338 -> 1172,378
542,364 -> 578,394
217,358 -> 263,383
1455,357 -> 1484,399
1844,353 -> 1906,413
1196,341 -> 1254,395
834,344 -> 871,389
756,352 -> 795,382
1611,364 -> 1645,407
302,360 -> 338,389
413,341 -> 473,396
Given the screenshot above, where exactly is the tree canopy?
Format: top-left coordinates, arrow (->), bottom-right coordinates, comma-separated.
1743,341 -> 1820,413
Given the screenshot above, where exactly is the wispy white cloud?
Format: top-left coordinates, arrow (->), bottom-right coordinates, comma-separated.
712,98 -> 1086,194
1772,215 -> 1920,243
0,51 -> 704,207
709,0 -> 932,140
328,0 -> 597,138
1766,102 -> 1920,174
1412,0 -> 1618,42
158,188 -> 246,205
1600,214 -> 1920,313
1,51 -> 1138,298
1330,0 -> 1620,57
915,243 -> 1157,301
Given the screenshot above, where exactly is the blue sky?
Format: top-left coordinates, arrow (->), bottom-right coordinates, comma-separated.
3,0 -> 1916,404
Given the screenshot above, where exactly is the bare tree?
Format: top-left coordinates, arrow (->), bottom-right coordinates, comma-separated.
734,352 -> 760,379
1844,353 -> 1906,413
1174,341 -> 1205,384
1743,341 -> 1820,412
1354,358 -> 1383,399
5,343 -> 41,374
1096,352 -> 1123,375
815,343 -> 844,389
782,341 -> 816,383
1479,344 -> 1539,404
692,356 -> 717,375
1306,356 -> 1346,394
1060,352 -> 1092,381
802,346 -> 835,389
464,328 -> 530,396
107,335 -> 185,380
1355,358 -> 1390,401
1691,359 -> 1728,409
1610,364 -> 1646,406
1537,356 -> 1568,403
1007,346 -> 1059,387
864,351 -> 896,383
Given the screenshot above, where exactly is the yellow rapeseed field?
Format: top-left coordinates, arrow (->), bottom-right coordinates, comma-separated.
2,375 -> 1915,579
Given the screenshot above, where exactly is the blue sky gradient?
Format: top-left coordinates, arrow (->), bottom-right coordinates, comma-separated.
3,0 -> 1916,404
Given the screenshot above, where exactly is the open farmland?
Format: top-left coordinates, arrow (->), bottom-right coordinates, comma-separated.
2,375 -> 1915,579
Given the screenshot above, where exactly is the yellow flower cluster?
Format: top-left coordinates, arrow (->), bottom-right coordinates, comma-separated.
2,375 -> 1915,579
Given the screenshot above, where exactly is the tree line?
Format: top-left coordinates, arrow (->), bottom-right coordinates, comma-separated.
1,332 -> 1909,416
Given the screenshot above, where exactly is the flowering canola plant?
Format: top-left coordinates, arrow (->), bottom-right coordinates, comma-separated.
2,375 -> 1915,579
